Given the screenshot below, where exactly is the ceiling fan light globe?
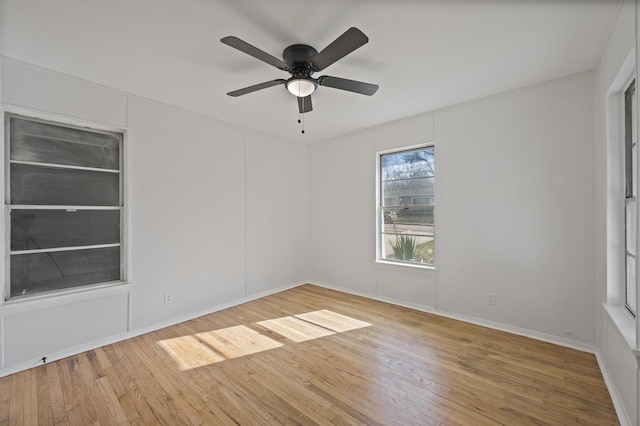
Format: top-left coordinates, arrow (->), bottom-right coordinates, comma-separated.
286,78 -> 317,97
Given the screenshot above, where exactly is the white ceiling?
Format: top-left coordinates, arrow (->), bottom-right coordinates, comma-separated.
0,0 -> 621,143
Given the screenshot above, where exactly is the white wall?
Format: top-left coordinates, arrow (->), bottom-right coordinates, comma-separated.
594,0 -> 639,424
309,71 -> 596,344
245,129 -> 308,295
127,97 -> 247,328
0,58 -> 308,374
436,72 -> 595,343
308,128 -> 377,295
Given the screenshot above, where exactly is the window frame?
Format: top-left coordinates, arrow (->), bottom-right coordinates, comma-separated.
624,78 -> 637,317
376,143 -> 435,268
3,112 -> 126,301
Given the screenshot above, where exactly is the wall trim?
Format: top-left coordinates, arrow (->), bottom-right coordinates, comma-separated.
0,280 -> 304,378
595,351 -> 633,426
307,280 -> 597,353
0,283 -> 134,317
603,302 -> 640,360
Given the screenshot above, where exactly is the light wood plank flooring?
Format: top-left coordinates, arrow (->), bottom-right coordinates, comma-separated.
0,284 -> 619,425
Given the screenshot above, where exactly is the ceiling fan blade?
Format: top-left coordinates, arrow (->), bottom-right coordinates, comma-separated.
311,27 -> 369,72
297,96 -> 313,113
318,76 -> 379,96
221,36 -> 288,70
227,79 -> 286,97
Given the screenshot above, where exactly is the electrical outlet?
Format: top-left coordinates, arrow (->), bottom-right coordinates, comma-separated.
164,293 -> 173,304
486,293 -> 496,305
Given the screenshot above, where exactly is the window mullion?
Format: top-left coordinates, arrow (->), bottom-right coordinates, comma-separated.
9,159 -> 120,174
11,243 -> 121,256
9,205 -> 121,211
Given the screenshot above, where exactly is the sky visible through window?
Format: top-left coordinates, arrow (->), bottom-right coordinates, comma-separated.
381,148 -> 434,183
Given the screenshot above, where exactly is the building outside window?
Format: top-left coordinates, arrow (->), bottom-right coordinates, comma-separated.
4,114 -> 124,300
378,145 -> 434,266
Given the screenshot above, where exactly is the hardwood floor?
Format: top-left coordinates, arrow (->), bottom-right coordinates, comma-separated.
0,284 -> 619,425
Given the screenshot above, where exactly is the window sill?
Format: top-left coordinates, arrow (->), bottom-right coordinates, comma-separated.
375,259 -> 438,274
0,281 -> 133,316
602,303 -> 640,360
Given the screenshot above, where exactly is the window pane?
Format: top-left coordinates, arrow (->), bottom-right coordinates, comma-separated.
379,146 -> 435,267
10,117 -> 120,170
10,163 -> 119,206
381,148 -> 434,181
632,139 -> 637,198
382,177 -> 434,206
625,81 -> 638,316
10,247 -> 121,298
381,234 -> 434,266
625,81 -> 636,198
382,207 -> 434,235
626,255 -> 637,315
11,209 -> 120,251
626,199 -> 637,256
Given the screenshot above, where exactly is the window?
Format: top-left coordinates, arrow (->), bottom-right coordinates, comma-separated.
624,79 -> 637,316
5,114 -> 124,300
378,145 -> 434,266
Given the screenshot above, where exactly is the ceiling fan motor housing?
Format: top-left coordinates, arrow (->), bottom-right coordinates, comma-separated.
283,44 -> 318,77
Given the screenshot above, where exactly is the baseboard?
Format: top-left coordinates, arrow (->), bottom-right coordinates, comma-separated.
594,351 -> 633,426
0,280 -> 305,379
307,280 -> 597,354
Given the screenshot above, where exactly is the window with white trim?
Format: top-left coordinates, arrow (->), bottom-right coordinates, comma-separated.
5,114 -> 124,300
624,79 -> 637,316
378,145 -> 435,266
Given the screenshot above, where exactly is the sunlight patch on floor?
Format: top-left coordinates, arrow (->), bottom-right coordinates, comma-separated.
158,334 -> 226,370
295,309 -> 372,332
257,316 -> 336,342
157,310 -> 371,371
158,325 -> 282,370
198,325 -> 283,359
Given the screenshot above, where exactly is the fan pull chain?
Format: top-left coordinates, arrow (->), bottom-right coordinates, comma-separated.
298,97 -> 305,134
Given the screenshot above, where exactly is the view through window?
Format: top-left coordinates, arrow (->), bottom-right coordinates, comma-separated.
378,145 -> 435,266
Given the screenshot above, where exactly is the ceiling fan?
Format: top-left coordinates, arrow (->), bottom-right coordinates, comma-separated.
221,27 -> 379,114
